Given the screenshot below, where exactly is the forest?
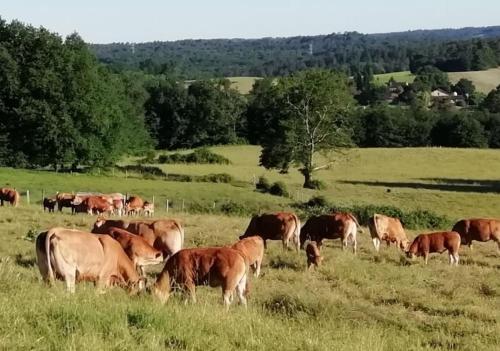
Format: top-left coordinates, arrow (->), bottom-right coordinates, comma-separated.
92,26 -> 500,78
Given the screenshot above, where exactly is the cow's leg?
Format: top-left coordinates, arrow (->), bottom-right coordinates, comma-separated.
352,237 -> 357,255
184,283 -> 196,304
222,289 -> 232,311
263,240 -> 267,250
255,259 -> 262,278
372,238 -> 380,252
424,252 -> 429,265
454,253 -> 459,266
64,270 -> 76,293
282,238 -> 288,251
448,253 -> 453,265
235,276 -> 247,309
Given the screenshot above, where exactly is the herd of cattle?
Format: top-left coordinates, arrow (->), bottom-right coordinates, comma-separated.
1,186 -> 500,309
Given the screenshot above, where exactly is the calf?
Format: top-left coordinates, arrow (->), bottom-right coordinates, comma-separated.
406,231 -> 461,266
143,201 -> 154,217
55,192 -> 75,212
230,236 -> 264,277
107,227 -> 163,275
153,247 -> 248,310
43,198 -> 56,213
305,241 -> 323,270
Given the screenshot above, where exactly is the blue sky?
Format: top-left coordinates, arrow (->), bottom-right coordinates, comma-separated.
1,1 -> 499,43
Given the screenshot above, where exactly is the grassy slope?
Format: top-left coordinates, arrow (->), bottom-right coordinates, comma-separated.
448,67 -> 500,94
0,147 -> 499,350
373,71 -> 415,85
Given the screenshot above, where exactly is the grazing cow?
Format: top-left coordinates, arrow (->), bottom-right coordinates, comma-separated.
0,187 -> 20,207
35,228 -> 144,293
230,236 -> 265,277
126,196 -> 144,216
112,199 -> 124,217
368,214 -> 409,252
300,213 -> 360,254
43,197 -> 57,213
153,247 -> 248,309
107,227 -> 163,275
305,241 -> 323,270
239,212 -> 300,252
92,218 -> 184,258
55,192 -> 75,212
143,201 -> 154,217
73,196 -> 113,215
406,231 -> 461,265
452,218 -> 500,252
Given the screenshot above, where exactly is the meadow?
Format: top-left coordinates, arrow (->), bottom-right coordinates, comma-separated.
448,67 -> 500,94
0,146 -> 499,350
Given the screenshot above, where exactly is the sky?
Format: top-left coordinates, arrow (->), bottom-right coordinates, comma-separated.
1,1 -> 499,43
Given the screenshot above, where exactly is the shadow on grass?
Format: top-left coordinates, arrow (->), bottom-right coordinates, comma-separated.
339,178 -> 500,194
14,254 -> 36,268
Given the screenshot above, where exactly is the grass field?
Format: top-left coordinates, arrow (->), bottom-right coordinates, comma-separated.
373,71 -> 415,85
0,147 -> 499,350
448,67 -> 500,94
228,77 -> 261,94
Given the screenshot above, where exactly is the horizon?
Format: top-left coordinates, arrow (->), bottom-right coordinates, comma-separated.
2,1 -> 500,44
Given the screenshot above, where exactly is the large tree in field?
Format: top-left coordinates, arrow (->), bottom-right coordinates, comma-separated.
259,69 -> 355,188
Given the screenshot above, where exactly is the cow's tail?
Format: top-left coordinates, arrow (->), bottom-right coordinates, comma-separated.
13,190 -> 20,207
45,229 -> 56,284
372,214 -> 381,237
292,214 -> 301,252
349,213 -> 363,233
173,220 -> 185,247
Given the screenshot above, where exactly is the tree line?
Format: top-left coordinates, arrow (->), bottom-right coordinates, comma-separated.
92,27 -> 500,79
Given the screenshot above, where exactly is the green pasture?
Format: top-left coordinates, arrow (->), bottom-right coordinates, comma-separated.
0,146 -> 499,350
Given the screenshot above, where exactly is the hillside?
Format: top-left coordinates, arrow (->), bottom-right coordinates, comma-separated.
448,67 -> 500,93
91,26 -> 500,79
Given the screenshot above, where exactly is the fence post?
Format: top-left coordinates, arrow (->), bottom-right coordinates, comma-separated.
42,190 -> 45,202
166,199 -> 169,213
26,190 -> 30,205
182,199 -> 185,212
152,195 -> 155,206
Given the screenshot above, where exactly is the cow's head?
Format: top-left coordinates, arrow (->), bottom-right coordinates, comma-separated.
400,239 -> 410,252
129,277 -> 146,296
152,272 -> 171,304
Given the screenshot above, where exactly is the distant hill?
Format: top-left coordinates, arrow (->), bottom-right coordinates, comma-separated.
91,26 -> 500,79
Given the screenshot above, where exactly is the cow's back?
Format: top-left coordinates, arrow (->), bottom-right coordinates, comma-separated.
453,218 -> 500,243
231,236 -> 264,263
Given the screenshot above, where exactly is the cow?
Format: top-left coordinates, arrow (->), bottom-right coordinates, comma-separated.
300,213 -> 360,254
43,197 -> 57,213
452,218 -> 500,252
305,241 -> 323,270
368,214 -> 409,252
0,187 -> 20,207
35,228 -> 144,293
92,218 -> 184,259
107,227 -> 163,275
406,231 -> 461,266
112,199 -> 124,217
239,212 -> 300,252
72,196 -> 113,215
153,247 -> 248,310
230,236 -> 265,277
55,192 -> 75,212
143,201 -> 154,217
125,196 -> 144,216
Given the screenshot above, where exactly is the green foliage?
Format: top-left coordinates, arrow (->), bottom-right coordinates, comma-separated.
431,114 -> 488,148
258,69 -> 355,188
307,179 -> 327,190
0,19 -> 152,168
268,181 -> 289,197
157,148 -> 231,165
482,85 -> 500,113
255,176 -> 271,192
413,66 -> 451,91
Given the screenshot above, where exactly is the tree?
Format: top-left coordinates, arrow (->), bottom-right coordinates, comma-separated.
258,69 -> 355,188
431,114 -> 488,148
453,78 -> 475,97
412,66 -> 451,92
482,85 -> 500,113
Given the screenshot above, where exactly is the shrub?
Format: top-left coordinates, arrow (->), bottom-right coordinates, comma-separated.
306,196 -> 330,208
308,179 -> 327,190
269,181 -> 289,197
157,148 -> 230,165
198,173 -> 234,183
219,200 -> 248,216
256,176 -> 271,192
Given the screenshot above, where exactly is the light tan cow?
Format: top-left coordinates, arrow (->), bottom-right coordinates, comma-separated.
143,201 -> 154,217
230,236 -> 265,277
36,228 -> 144,293
368,214 -> 409,252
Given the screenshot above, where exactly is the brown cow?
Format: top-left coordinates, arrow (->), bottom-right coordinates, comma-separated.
153,247 -> 248,309
56,192 -> 75,212
107,227 -> 163,275
239,212 -> 300,252
126,196 -> 144,216
406,231 -> 461,265
368,214 -> 409,252
300,213 -> 360,254
230,236 -> 264,277
36,228 -> 144,293
92,218 -> 184,258
73,196 -> 113,215
305,241 -> 323,270
43,197 -> 57,213
452,218 -> 500,252
0,187 -> 20,207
